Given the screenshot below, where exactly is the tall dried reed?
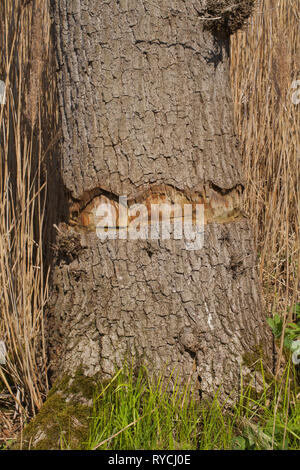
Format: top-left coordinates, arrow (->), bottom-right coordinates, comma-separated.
231,0 -> 300,370
0,0 -> 58,437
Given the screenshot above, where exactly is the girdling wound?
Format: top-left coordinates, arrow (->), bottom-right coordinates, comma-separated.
67,182 -> 246,233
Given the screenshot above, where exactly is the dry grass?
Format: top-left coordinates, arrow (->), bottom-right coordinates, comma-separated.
0,0 -> 58,445
0,0 -> 299,447
231,0 -> 300,372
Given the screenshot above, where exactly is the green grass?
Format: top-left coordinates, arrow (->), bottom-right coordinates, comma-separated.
81,362 -> 300,451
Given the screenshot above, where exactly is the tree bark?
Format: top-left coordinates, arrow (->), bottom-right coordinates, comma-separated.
46,0 -> 271,400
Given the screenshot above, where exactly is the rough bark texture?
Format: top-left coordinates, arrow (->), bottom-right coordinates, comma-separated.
46,0 -> 271,400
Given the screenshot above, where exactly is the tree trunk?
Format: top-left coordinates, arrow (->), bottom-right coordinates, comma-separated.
42,0 -> 272,413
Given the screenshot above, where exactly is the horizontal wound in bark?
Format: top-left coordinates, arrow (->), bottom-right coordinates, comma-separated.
68,183 -> 246,232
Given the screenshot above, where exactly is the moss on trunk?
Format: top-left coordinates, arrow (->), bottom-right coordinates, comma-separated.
11,368 -> 100,450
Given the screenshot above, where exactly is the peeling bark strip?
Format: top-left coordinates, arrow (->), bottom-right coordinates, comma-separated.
68,182 -> 245,232
47,0 -> 271,402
